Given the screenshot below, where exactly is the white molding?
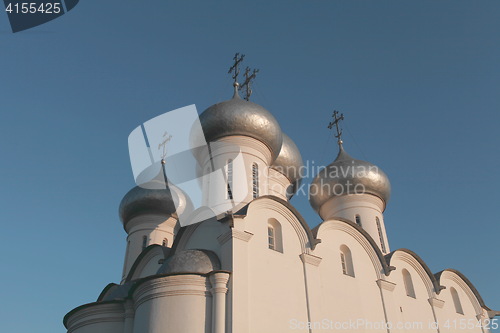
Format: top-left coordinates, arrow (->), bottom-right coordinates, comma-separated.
300,253 -> 322,267
217,229 -> 254,245
428,297 -> 445,308
377,279 -> 396,292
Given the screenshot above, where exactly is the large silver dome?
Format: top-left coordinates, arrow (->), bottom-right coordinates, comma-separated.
309,147 -> 391,212
119,182 -> 192,226
199,94 -> 283,161
271,133 -> 304,197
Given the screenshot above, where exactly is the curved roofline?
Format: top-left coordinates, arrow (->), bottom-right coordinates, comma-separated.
125,244 -> 170,283
63,300 -> 124,328
96,283 -> 119,302
313,217 -> 394,275
434,268 -> 488,309
386,248 -> 443,294
250,195 -> 321,250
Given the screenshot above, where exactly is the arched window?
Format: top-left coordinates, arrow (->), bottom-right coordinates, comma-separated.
226,159 -> 233,200
162,238 -> 168,247
252,163 -> 259,199
340,245 -> 355,277
376,217 -> 387,253
267,219 -> 283,252
402,269 -> 416,298
450,287 -> 464,314
142,235 -> 148,250
355,215 -> 362,227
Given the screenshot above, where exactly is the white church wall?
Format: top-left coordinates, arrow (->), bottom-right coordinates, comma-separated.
386,252 -> 440,333
314,221 -> 387,332
435,270 -> 487,333
132,275 -> 212,333
243,199 -> 310,332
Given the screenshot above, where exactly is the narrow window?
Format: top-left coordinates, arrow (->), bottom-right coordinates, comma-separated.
252,163 -> 259,199
376,217 -> 386,253
267,219 -> 283,252
226,159 -> 233,200
268,226 -> 275,250
450,287 -> 464,314
340,252 -> 347,274
340,245 -> 355,277
142,235 -> 148,250
162,238 -> 168,247
355,215 -> 362,227
403,269 -> 416,298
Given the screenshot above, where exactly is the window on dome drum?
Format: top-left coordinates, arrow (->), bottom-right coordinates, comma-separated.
142,236 -> 147,250
226,159 -> 233,200
252,163 -> 259,199
376,217 -> 386,253
450,287 -> 464,314
355,215 -> 362,227
267,219 -> 283,252
340,245 -> 355,277
402,269 -> 416,298
162,238 -> 168,247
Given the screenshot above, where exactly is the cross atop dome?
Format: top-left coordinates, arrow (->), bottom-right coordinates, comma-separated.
227,53 -> 259,101
328,110 -> 345,149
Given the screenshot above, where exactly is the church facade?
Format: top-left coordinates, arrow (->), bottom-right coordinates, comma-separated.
64,82 -> 498,333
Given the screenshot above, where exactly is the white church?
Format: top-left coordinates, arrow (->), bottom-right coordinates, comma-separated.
64,72 -> 498,332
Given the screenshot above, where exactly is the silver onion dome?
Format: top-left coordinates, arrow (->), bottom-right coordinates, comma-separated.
271,133 -> 304,197
157,249 -> 221,275
198,93 -> 283,161
119,181 -> 192,226
309,147 -> 391,213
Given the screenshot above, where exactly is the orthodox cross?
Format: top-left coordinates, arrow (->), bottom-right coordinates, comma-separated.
228,53 -> 245,86
327,110 -> 345,147
158,131 -> 173,163
240,66 -> 259,101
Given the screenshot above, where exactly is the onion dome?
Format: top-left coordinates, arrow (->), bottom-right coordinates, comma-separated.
271,133 -> 304,197
198,89 -> 283,161
119,180 -> 192,226
157,249 -> 221,275
309,146 -> 391,213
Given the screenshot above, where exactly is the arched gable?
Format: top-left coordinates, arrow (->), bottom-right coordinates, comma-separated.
125,245 -> 170,282
386,249 -> 442,298
247,196 -> 318,254
314,218 -> 390,279
435,269 -> 488,316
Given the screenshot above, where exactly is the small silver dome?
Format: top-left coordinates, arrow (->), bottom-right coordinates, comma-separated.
309,147 -> 391,212
119,182 -> 192,226
199,95 -> 283,161
271,133 -> 304,197
157,249 -> 221,275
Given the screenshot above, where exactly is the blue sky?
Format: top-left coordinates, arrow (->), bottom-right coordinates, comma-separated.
0,1 -> 499,332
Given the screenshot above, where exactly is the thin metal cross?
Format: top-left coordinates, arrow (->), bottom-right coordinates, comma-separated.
240,66 -> 259,101
158,131 -> 173,162
228,53 -> 245,86
328,110 -> 344,146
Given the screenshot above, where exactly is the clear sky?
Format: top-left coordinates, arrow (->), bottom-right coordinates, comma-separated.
0,1 -> 499,332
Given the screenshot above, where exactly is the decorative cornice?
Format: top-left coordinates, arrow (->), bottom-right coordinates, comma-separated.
217,229 -> 254,245
428,297 -> 445,308
377,279 -> 396,292
299,253 -> 322,267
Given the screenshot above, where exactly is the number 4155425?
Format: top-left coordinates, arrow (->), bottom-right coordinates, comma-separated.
5,2 -> 62,14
